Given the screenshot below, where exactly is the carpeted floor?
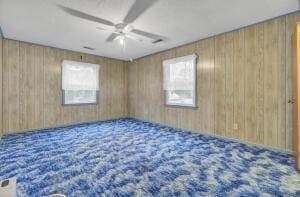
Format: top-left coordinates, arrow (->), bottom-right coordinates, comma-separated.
0,118 -> 299,196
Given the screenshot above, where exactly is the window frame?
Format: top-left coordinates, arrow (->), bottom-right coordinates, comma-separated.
61,60 -> 100,106
163,54 -> 198,109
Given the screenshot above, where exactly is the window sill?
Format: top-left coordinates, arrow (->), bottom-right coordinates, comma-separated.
62,103 -> 99,107
164,104 -> 198,109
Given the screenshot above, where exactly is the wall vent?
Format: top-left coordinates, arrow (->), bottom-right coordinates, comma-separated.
83,46 -> 95,50
152,39 -> 163,44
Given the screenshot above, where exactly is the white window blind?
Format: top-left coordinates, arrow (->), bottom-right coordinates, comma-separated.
163,54 -> 197,107
62,60 -> 100,91
62,60 -> 100,105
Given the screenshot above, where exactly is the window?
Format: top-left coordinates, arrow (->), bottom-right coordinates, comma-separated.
62,60 -> 100,105
163,54 -> 197,108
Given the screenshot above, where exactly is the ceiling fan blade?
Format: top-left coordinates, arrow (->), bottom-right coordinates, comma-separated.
131,29 -> 163,40
96,26 -> 109,31
106,33 -> 119,42
125,34 -> 143,42
123,0 -> 158,24
58,5 -> 115,26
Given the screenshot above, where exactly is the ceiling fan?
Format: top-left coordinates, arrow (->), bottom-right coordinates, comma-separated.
58,0 -> 165,45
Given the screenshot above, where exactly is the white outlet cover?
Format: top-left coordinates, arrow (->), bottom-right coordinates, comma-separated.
0,177 -> 16,197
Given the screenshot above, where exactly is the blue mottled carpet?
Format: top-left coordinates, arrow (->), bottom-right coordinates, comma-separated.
0,118 -> 299,196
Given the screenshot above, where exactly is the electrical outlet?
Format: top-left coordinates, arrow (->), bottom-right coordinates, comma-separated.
233,123 -> 238,130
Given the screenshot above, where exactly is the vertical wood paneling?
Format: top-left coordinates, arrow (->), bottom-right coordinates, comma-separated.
97,57 -> 108,120
128,12 -> 298,151
2,39 -> 8,132
286,12 -> 300,150
2,40 -> 128,134
19,43 -> 35,130
128,60 -> 137,118
244,26 -> 256,142
277,19 -> 287,149
214,35 -> 227,137
121,62 -> 126,116
109,60 -> 117,119
225,33 -> 234,138
255,24 -> 265,145
43,47 -> 61,127
195,39 -> 215,132
244,24 -> 264,144
33,45 -> 45,129
122,61 -> 129,117
233,29 -> 245,139
263,19 -> 284,147
6,40 -> 20,132
141,58 -> 148,120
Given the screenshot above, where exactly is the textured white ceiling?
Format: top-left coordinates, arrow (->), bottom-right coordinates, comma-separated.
0,0 -> 299,60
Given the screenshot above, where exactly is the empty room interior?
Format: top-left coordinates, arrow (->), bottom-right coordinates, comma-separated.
1,0 -> 300,196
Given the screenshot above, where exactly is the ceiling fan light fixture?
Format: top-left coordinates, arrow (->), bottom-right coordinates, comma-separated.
123,24 -> 133,33
119,35 -> 125,45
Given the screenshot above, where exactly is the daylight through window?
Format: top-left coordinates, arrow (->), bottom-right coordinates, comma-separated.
163,54 -> 197,107
62,60 -> 100,105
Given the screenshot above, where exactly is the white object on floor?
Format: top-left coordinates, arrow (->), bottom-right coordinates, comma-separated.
0,177 -> 16,197
48,194 -> 66,197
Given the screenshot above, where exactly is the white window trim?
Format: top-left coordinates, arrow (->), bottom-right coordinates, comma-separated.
163,54 -> 197,108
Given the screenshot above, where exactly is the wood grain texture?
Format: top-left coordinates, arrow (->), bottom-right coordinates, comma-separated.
286,12 -> 300,151
244,24 -> 264,145
214,35 -> 227,137
233,29 -> 245,140
128,12 -> 299,151
195,39 -> 215,133
2,39 -> 128,134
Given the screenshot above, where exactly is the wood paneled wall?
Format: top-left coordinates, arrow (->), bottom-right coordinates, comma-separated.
1,12 -> 299,151
2,39 -> 128,134
129,12 -> 300,151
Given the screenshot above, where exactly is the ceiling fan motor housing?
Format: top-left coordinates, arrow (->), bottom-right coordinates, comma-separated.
115,23 -> 133,34
115,23 -> 126,32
